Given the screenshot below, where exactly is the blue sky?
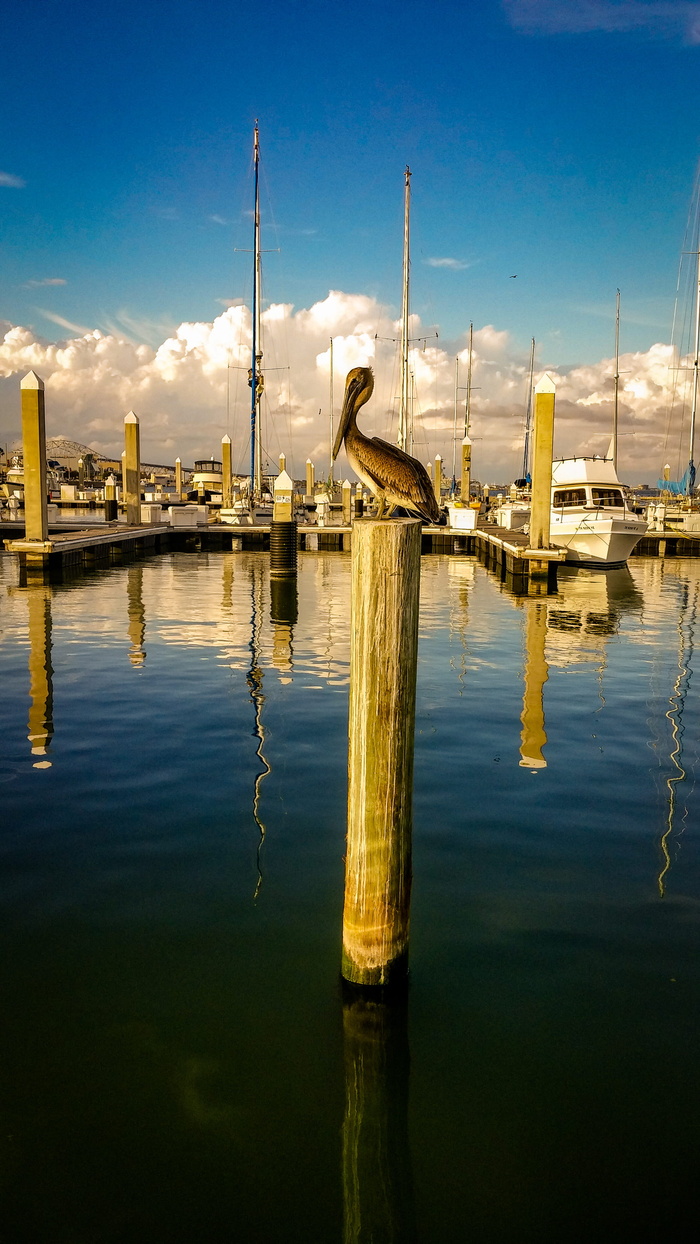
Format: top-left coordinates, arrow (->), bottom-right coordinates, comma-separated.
2,1 -> 700,477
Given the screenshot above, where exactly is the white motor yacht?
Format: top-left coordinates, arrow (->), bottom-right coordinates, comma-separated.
549,457 -> 647,567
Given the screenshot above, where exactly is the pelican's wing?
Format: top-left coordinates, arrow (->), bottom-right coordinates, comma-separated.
358,435 -> 441,523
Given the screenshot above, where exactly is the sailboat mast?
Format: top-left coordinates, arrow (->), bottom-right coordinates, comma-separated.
451,357 -> 458,488
464,322 -> 473,437
688,245 -> 700,495
613,289 -> 620,472
249,123 -> 264,501
329,337 -> 334,488
522,337 -> 535,479
399,165 -> 411,453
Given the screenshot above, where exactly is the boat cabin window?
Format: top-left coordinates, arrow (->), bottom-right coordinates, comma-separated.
553,488 -> 586,507
591,488 -> 623,507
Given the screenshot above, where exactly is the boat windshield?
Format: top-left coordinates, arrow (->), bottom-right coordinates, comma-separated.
553,488 -> 586,507
591,488 -> 623,507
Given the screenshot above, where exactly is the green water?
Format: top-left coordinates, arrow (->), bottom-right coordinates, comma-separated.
1,551 -> 698,1242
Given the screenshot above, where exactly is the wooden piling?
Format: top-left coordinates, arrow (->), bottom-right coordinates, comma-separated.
124,412 -> 141,526
20,371 -> 48,543
460,435 -> 471,501
175,456 -> 182,500
529,374 -> 556,550
433,454 -> 442,505
222,435 -> 232,507
341,519 -> 421,987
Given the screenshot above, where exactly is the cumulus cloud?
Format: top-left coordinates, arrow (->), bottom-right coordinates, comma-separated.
425,257 -> 472,270
24,278 -> 67,288
503,0 -> 700,41
0,291 -> 687,482
0,171 -> 25,188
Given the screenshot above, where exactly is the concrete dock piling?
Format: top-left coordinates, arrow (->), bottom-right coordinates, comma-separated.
341,519 -> 421,987
124,412 -> 141,526
222,436 -> 232,508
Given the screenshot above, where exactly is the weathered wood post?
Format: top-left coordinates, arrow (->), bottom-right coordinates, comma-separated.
354,481 -> 364,519
341,518 -> 421,986
270,469 -> 297,577
21,371 -> 49,543
175,456 -> 183,501
124,411 -> 141,526
529,374 -> 556,551
461,434 -> 472,502
77,457 -> 85,489
305,458 -> 315,503
104,474 -> 118,521
222,435 -> 233,507
433,454 -> 442,507
342,478 -> 352,525
278,451 -> 286,474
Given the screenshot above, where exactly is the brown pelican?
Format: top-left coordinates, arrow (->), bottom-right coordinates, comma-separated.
332,366 -> 441,523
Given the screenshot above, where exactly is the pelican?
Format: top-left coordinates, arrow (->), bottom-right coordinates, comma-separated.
332,366 -> 442,523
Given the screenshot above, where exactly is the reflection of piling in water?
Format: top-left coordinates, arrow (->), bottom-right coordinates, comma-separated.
342,988 -> 415,1244
26,585 -> 54,766
127,564 -> 146,666
270,578 -> 298,679
520,600 -> 549,768
342,520 -> 421,987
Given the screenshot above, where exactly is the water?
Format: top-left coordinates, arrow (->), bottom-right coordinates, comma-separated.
1,550 -> 698,1242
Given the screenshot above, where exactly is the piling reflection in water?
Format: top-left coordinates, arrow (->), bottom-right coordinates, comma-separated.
342,987 -> 416,1244
270,576 -> 298,682
25,584 -> 54,768
126,564 -> 146,666
519,598 -> 549,769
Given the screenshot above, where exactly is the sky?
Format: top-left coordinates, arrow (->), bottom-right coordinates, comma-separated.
2,0 -> 700,483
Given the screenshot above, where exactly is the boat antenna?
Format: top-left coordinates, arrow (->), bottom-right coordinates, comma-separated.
464,322 -> 473,438
521,337 -> 535,479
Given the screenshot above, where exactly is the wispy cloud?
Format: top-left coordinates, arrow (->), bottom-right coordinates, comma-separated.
24,278 -> 67,289
153,206 -> 179,221
36,308 -> 91,334
424,257 -> 472,271
217,298 -> 245,307
98,308 -> 177,347
209,214 -> 232,226
0,171 -> 25,188
503,0 -> 700,41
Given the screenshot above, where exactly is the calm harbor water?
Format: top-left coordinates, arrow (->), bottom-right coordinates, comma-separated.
1,549 -> 698,1242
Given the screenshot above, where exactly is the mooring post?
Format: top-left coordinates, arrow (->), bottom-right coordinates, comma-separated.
124,411 -> 141,527
529,374 -> 556,550
104,474 -> 118,521
342,478 -> 352,526
305,458 -> 315,503
222,435 -> 232,508
341,518 -> 421,987
433,454 -> 442,506
121,450 -> 127,503
175,456 -> 182,501
77,457 -> 84,489
20,371 -> 49,544
270,469 -> 297,578
279,452 -> 286,474
461,435 -> 472,502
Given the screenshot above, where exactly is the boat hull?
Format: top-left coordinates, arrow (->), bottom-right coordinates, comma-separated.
550,513 -> 646,567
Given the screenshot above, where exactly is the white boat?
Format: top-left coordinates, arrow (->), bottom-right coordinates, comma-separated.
549,456 -> 647,567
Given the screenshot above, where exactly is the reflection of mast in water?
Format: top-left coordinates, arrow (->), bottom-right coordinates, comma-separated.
127,564 -> 146,666
658,578 -> 698,896
26,584 -> 54,769
519,599 -> 549,769
247,561 -> 271,899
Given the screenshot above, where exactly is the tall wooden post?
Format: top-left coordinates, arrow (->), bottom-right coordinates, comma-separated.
20,371 -> 48,543
175,456 -> 182,500
529,374 -> 556,550
460,435 -> 472,502
77,457 -> 84,489
121,450 -> 127,502
124,411 -> 141,526
222,435 -> 232,507
433,454 -> 442,505
279,452 -> 286,474
306,458 -> 315,501
341,519 -> 421,986
342,479 -> 352,525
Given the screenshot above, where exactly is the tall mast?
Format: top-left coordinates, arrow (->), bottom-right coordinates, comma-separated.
688,245 -> 700,494
399,166 -> 411,453
249,122 -> 264,501
464,322 -> 473,437
329,337 -> 334,487
613,289 -> 620,471
451,357 -> 459,490
522,336 -> 535,479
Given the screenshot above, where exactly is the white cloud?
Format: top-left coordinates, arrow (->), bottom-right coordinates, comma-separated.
503,0 -> 700,42
0,171 -> 25,188
24,278 -> 67,289
0,292 -> 688,483
35,309 -> 93,335
425,257 -> 472,270
208,215 -> 231,226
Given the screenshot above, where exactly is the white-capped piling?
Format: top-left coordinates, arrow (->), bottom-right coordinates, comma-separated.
305,458 -> 315,503
222,435 -> 232,507
104,474 -> 118,521
342,479 -> 352,526
529,374 -> 556,550
270,468 -> 297,577
124,412 -> 141,526
20,371 -> 48,544
433,455 -> 442,506
341,518 -> 421,986
461,435 -> 472,502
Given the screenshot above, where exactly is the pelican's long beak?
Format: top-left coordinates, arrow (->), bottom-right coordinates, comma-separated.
332,376 -> 360,462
